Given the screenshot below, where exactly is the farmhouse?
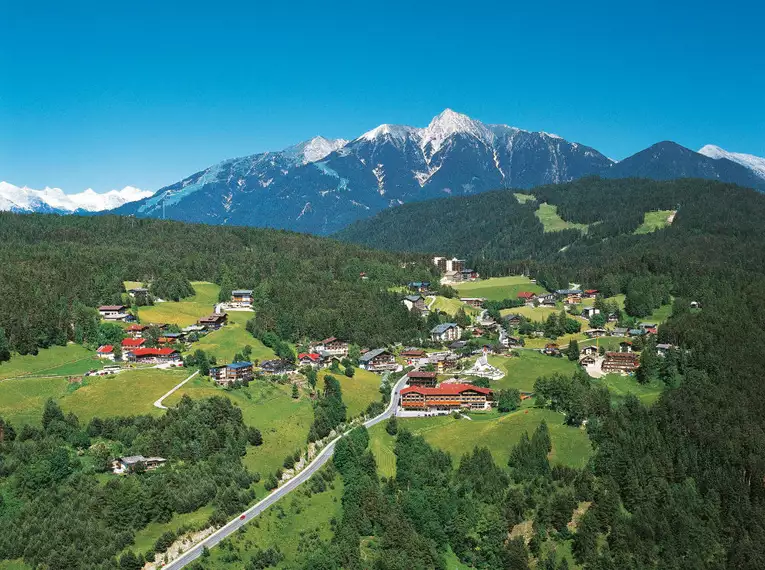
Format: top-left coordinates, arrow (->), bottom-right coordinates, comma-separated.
112,455 -> 167,475
121,338 -> 146,349
448,340 -> 468,350
231,289 -> 253,307
400,348 -> 428,365
403,295 -> 429,316
555,289 -> 582,298
407,281 -> 432,293
537,293 -> 557,306
583,289 -> 599,298
406,370 -> 438,388
359,348 -> 397,372
430,323 -> 462,343
565,294 -> 583,305
400,383 -> 493,412
96,345 -> 115,360
298,352 -> 322,367
127,287 -> 149,301
581,307 -> 601,319
612,327 -> 629,337
199,313 -> 228,330
504,314 -> 523,327
543,343 -> 561,357
126,324 -> 148,338
315,337 -> 349,357
260,359 -> 296,374
460,297 -> 486,308
517,291 -> 536,302
602,352 -> 640,373
584,328 -> 608,338
210,361 -> 253,386
98,305 -> 129,321
126,347 -> 180,364
460,268 -> 479,281
580,345 -> 598,357
579,355 -> 597,366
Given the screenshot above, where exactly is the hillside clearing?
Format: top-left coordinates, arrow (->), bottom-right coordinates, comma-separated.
635,210 -> 676,234
488,352 -> 578,392
0,343 -> 99,381
535,203 -> 589,233
191,311 -> 275,363
454,275 -> 546,301
136,281 -> 220,326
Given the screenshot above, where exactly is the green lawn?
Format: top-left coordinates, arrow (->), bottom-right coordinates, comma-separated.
129,505 -> 215,556
136,281 -> 221,326
488,351 -> 578,392
454,276 -> 546,302
535,203 -> 589,233
513,192 -> 537,204
595,373 -> 664,405
0,561 -> 32,570
500,304 -> 561,322
370,407 -> 592,470
0,343 -> 98,380
191,311 -> 275,364
123,280 -> 144,291
204,477 -> 343,569
634,210 -> 675,235
322,368 -> 383,418
644,301 -> 673,324
428,295 -> 480,316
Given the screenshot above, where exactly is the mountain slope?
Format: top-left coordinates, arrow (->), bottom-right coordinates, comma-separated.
698,144 -> 765,181
0,181 -> 152,213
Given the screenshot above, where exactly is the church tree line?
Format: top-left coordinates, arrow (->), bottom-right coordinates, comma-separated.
0,213 -> 437,356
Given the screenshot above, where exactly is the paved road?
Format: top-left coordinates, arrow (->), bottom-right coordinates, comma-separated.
163,370 -> 410,570
154,370 -> 199,410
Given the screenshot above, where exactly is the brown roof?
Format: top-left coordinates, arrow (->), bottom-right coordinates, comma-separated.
407,370 -> 437,379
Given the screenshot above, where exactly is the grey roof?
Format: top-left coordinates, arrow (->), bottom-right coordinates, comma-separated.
656,343 -> 674,350
120,455 -> 166,465
431,323 -> 459,334
232,289 -> 253,295
556,289 -> 583,295
359,348 -> 389,362
404,295 -> 422,302
613,327 -> 629,334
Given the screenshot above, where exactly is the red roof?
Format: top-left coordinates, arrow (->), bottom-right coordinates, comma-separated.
401,383 -> 492,396
97,345 -> 114,354
298,352 -> 321,362
129,347 -> 178,357
126,324 -> 147,331
407,370 -> 437,379
585,289 -> 599,294
517,291 -> 535,299
400,349 -> 426,357
99,305 -> 126,311
122,338 -> 146,348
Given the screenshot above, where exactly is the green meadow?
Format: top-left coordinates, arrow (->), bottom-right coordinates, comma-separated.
320,368 -> 383,418
596,373 -> 665,405
192,311 -> 275,364
454,275 -> 545,301
634,210 -> 675,234
136,281 -> 220,326
534,203 -> 589,233
488,351 -> 578,392
513,192 -> 537,204
0,343 -> 99,381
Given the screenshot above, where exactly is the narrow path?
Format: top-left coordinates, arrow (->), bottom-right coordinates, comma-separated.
153,370 -> 199,409
162,370 -> 410,570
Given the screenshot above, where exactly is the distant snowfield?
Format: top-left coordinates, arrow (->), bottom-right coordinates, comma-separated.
698,145 -> 765,181
0,181 -> 154,213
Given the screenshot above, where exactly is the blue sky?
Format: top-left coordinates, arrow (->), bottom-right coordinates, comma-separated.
2,0 -> 763,193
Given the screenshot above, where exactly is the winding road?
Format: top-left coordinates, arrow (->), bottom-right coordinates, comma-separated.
163,369 -> 410,570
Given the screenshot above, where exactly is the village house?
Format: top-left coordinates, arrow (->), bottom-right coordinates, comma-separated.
602,352 -> 640,373
406,370 -> 438,388
182,324 -> 206,336
612,327 -> 628,337
198,313 -> 228,330
400,348 -> 428,366
231,289 -> 254,307
460,297 -> 486,308
298,352 -> 322,367
112,455 -> 167,475
407,281 -> 432,293
556,288 -> 583,298
517,291 -> 536,303
315,337 -> 349,357
619,341 -> 633,352
126,347 -> 181,364
581,307 -> 601,319
448,340 -> 468,351
121,338 -> 146,350
580,345 -> 599,357
158,333 -> 183,345
628,328 -> 645,337
210,361 -> 254,386
579,355 -> 597,366
442,270 -> 461,283
584,328 -> 608,338
607,312 -> 620,323
125,324 -> 148,338
98,305 -> 129,322
403,294 -> 429,316
656,343 -> 675,357
127,287 -> 149,302
430,323 -> 462,343
96,345 -> 115,360
430,352 -> 459,374
543,343 -> 561,357
400,383 -> 493,412
583,289 -> 599,298
260,359 -> 296,375
359,348 -> 398,372
433,257 -> 465,273
565,294 -> 583,305
504,314 -> 523,327
537,293 -> 557,306
460,268 -> 479,281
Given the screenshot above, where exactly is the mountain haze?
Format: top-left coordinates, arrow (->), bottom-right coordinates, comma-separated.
0,182 -> 152,214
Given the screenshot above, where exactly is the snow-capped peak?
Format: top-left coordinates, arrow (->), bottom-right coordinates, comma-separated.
421,108 -> 495,154
283,136 -> 348,165
0,181 -> 154,213
357,123 -> 420,144
698,144 -> 765,180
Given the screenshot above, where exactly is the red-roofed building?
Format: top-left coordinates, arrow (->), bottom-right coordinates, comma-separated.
316,337 -> 348,357
406,370 -> 438,388
400,348 -> 428,366
298,352 -> 322,367
126,324 -> 148,338
584,289 -> 599,298
400,383 -> 493,411
96,345 -> 115,361
517,291 -> 536,301
126,347 -> 181,363
122,338 -> 146,349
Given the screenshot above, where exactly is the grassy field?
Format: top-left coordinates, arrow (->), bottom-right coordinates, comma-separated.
192,311 -> 275,364
0,561 -> 32,570
454,276 -> 546,302
488,352 -> 578,392
0,343 -> 99,381
535,203 -> 589,233
635,210 -> 675,234
321,368 -> 382,418
644,301 -> 673,324
165,377 -> 314,480
513,192 -> 537,204
130,505 -> 215,555
0,368 -> 188,427
522,329 -> 587,350
370,407 -> 592,471
428,295 -> 479,316
595,373 -> 664,405
204,478 -> 343,569
136,281 -> 220,326
500,304 -> 561,322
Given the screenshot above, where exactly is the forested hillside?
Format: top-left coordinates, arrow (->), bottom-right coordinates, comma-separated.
0,214 -> 436,355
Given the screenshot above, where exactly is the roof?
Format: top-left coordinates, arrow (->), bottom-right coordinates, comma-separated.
359,348 -> 390,362
97,345 -> 114,353
584,289 -> 599,294
298,352 -> 321,362
404,295 -> 422,302
629,329 -> 644,335
122,338 -> 146,348
555,289 -> 582,295
199,314 -> 227,323
120,455 -> 166,465
128,287 -> 149,293
99,305 -> 126,311
431,323 -> 459,334
401,383 -> 493,396
656,343 -> 674,350
408,281 -> 431,287
126,324 -> 148,331
517,291 -> 535,299
228,361 -> 253,370
129,347 -> 178,357
407,371 -> 437,379
320,336 -> 343,344
459,297 -> 486,302
605,351 -> 639,361
613,327 -> 629,333
232,289 -> 253,295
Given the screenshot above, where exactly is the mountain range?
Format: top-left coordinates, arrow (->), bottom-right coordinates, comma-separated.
0,182 -> 152,214
13,109 -> 765,233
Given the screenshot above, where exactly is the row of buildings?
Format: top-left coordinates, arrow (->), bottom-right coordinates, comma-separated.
399,370 -> 493,411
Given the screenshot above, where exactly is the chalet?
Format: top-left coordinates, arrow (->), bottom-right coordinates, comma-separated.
602,352 -> 640,373
407,281 -> 432,293
315,337 -> 349,357
460,268 -> 479,281
543,343 -> 561,357
504,314 -> 523,327
298,352 -> 322,367
580,345 -> 599,357
430,352 -> 459,374
656,343 -> 675,357
406,370 -> 438,388
612,327 -> 629,337
583,289 -> 599,298
505,335 -> 522,348
199,313 -> 228,330
581,307 -> 601,319
260,359 -> 295,374
121,338 -> 146,350
403,295 -> 429,316
537,293 -> 557,306
231,289 -> 253,307
400,349 -> 428,366
359,348 -> 397,372
400,383 -> 493,412
127,287 -> 149,301
448,340 -> 468,350
517,291 -> 536,302
430,323 -> 462,343
112,455 -> 166,475
98,305 -> 129,322
126,347 -> 181,364
565,294 -> 583,305
555,288 -> 582,298
619,341 -> 633,353
126,324 -> 148,338
210,361 -> 254,386
579,355 -> 597,366
607,312 -> 620,323
460,297 -> 486,308
584,328 -> 608,338
96,345 -> 115,360
442,270 -> 461,283
158,333 -> 183,345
